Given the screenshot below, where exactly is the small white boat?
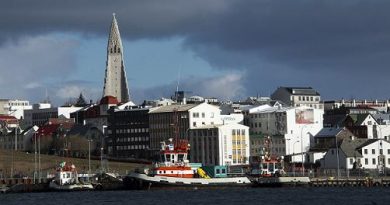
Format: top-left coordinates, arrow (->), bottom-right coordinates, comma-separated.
49,162 -> 94,191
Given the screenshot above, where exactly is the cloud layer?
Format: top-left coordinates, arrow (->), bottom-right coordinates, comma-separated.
132,72 -> 245,104
2,0 -> 390,102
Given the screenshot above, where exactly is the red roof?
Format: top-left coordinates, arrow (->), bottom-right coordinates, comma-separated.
100,96 -> 119,105
37,124 -> 60,136
0,115 -> 17,120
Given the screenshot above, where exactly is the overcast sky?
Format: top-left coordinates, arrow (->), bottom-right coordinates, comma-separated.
1,0 -> 390,105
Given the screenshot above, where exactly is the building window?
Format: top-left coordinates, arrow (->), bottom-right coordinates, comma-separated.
193,122 -> 197,127
202,113 -> 205,118
372,149 -> 375,154
372,158 -> 376,165
365,158 -> 368,165
380,149 -> 383,155
388,149 -> 390,155
364,149 -> 368,154
193,112 -> 199,118
350,158 -> 353,165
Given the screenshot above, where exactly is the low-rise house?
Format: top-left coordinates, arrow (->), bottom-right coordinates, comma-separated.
321,138 -> 390,176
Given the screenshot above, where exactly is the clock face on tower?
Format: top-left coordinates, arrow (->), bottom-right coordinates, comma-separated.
113,57 -> 118,62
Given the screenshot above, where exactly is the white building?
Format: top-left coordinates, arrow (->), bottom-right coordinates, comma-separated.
189,123 -> 250,166
0,99 -> 32,119
246,105 -> 323,163
143,98 -> 175,107
149,102 -> 246,157
322,138 -> 390,174
324,99 -> 390,113
271,87 -> 323,109
23,103 -> 82,127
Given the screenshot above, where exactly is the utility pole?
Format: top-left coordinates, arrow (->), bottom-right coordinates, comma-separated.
32,125 -> 39,183
335,136 -> 340,179
100,147 -> 104,173
34,132 -> 37,183
38,133 -> 41,182
88,139 -> 92,181
10,127 -> 18,178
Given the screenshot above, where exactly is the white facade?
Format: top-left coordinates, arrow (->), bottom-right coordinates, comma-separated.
189,123 -> 250,166
359,140 -> 390,170
376,125 -> 390,140
324,99 -> 390,112
24,105 -> 82,127
247,106 -> 323,163
0,99 -> 32,119
271,87 -> 323,109
188,103 -> 221,129
188,103 -> 244,129
322,139 -> 390,172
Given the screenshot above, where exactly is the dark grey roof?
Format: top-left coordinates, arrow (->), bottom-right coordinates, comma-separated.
282,87 -> 320,96
149,104 -> 199,114
339,138 -> 368,157
372,113 -> 390,124
67,124 -> 102,137
355,139 -> 380,150
281,87 -> 320,96
315,127 -> 343,138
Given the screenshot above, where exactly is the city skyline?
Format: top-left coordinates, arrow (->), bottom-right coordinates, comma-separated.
2,1 -> 390,105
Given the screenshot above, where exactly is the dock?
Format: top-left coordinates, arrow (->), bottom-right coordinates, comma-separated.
0,178 -> 50,193
310,177 -> 390,187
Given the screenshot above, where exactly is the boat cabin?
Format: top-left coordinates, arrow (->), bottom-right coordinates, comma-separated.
152,139 -> 194,178
54,162 -> 78,185
260,158 -> 284,177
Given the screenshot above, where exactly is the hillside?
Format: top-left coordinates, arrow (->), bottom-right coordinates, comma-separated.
0,149 -> 148,178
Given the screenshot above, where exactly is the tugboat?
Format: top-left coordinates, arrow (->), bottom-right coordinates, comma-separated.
250,136 -> 310,187
49,162 -> 94,191
124,138 -> 251,189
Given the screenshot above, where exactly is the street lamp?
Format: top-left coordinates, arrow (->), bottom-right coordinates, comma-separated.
100,147 -> 104,173
285,138 -> 291,156
88,139 -> 92,181
32,125 -> 39,183
335,136 -> 340,179
292,140 -> 300,177
300,125 -> 309,176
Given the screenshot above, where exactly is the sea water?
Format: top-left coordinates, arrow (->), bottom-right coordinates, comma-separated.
1,187 -> 390,205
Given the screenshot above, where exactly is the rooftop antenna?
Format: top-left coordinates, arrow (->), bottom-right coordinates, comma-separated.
44,88 -> 50,103
176,67 -> 181,93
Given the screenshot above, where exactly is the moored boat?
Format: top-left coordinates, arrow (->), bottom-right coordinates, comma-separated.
249,136 -> 310,187
125,139 -> 251,189
49,162 -> 94,191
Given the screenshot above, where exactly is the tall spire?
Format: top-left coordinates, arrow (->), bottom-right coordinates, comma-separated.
103,14 -> 130,103
107,13 -> 123,55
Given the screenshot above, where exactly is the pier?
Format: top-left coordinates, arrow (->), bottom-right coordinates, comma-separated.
309,177 -> 390,187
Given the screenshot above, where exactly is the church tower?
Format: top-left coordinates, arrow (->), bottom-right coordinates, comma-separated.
103,13 -> 130,103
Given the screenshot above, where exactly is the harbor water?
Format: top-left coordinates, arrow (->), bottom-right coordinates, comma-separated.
2,187 -> 390,205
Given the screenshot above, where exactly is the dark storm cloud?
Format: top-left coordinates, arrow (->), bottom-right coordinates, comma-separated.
2,0 -> 390,100
131,73 -> 245,104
